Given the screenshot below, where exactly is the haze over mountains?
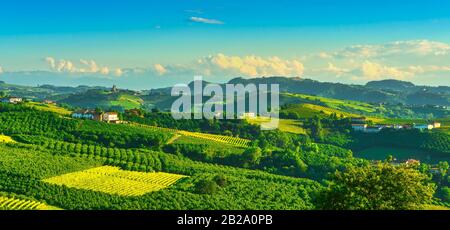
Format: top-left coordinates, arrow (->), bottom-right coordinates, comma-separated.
1,77 -> 449,108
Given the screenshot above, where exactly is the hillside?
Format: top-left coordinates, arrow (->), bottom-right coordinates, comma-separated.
59,89 -> 143,111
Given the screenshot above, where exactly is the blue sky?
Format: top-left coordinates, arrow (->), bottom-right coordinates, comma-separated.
1,0 -> 450,88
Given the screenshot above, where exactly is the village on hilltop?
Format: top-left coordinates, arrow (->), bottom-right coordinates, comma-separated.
351,117 -> 441,133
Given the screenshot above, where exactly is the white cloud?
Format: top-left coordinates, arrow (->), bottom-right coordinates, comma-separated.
45,57 -> 121,77
114,68 -> 123,77
360,61 -> 413,80
0,66 -> 3,74
154,64 -> 167,75
200,53 -> 304,77
326,63 -> 350,76
189,17 -> 224,25
142,54 -> 305,79
330,40 -> 450,59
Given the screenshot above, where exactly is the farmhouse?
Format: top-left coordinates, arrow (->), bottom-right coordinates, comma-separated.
405,159 -> 420,166
351,124 -> 367,132
103,112 -> 120,123
364,126 -> 383,133
1,97 -> 23,104
43,100 -> 56,105
72,110 -> 102,121
414,124 -> 434,130
432,121 -> 441,128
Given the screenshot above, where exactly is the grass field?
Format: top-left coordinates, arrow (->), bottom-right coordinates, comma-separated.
355,147 -> 450,164
109,94 -> 143,110
282,102 -> 388,123
24,102 -> 72,115
247,117 -> 307,134
284,93 -> 381,114
43,166 -> 187,196
0,196 -> 60,210
0,135 -> 15,143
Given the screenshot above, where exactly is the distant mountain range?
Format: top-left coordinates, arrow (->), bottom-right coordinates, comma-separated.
149,77 -> 450,106
1,77 -> 449,110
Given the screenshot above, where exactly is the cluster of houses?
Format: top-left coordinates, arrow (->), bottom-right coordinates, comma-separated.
0,95 -> 121,124
351,117 -> 441,133
0,96 -> 23,104
71,109 -> 121,124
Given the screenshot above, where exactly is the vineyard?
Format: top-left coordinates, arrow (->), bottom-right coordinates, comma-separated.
178,131 -> 250,147
43,166 -> 187,196
131,122 -> 251,147
0,196 -> 60,210
0,105 -> 173,149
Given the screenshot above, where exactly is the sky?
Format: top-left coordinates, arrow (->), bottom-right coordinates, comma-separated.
0,0 -> 450,89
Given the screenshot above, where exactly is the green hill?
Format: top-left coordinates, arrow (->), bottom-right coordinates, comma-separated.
59,89 -> 143,111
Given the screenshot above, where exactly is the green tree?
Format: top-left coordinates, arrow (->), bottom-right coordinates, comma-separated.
310,116 -> 324,142
242,147 -> 262,167
195,179 -> 219,195
438,161 -> 449,179
0,91 -> 7,98
317,163 -> 436,210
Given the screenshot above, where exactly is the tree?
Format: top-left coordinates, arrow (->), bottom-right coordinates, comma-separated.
195,179 -> 219,195
0,91 -> 7,98
317,163 -> 436,210
242,147 -> 262,168
438,161 -> 449,179
385,155 -> 394,163
310,116 -> 324,142
438,186 -> 450,203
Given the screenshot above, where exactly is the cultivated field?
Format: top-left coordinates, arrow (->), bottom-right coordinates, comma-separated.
131,122 -> 251,147
247,117 -> 306,134
25,102 -> 72,115
43,166 -> 187,196
178,130 -> 251,147
0,196 -> 60,210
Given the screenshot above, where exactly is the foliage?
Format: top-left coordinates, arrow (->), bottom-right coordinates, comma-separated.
317,163 -> 436,210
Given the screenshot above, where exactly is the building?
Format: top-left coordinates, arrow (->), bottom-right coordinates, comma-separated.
405,159 -> 420,166
72,110 -> 102,121
414,124 -> 434,130
351,117 -> 367,123
1,97 -> 23,104
111,85 -> 118,93
43,100 -> 56,105
364,126 -> 383,133
351,124 -> 367,132
393,124 -> 403,130
432,122 -> 441,128
103,112 -> 120,123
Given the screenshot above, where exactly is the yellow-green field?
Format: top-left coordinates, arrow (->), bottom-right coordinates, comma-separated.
0,135 -> 15,143
422,205 -> 450,210
131,122 -> 251,147
0,196 -> 60,210
247,117 -> 306,134
25,102 -> 72,115
178,130 -> 251,147
285,93 -> 380,114
43,166 -> 187,196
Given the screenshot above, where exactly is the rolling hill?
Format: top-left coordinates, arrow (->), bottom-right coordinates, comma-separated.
59,89 -> 143,111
